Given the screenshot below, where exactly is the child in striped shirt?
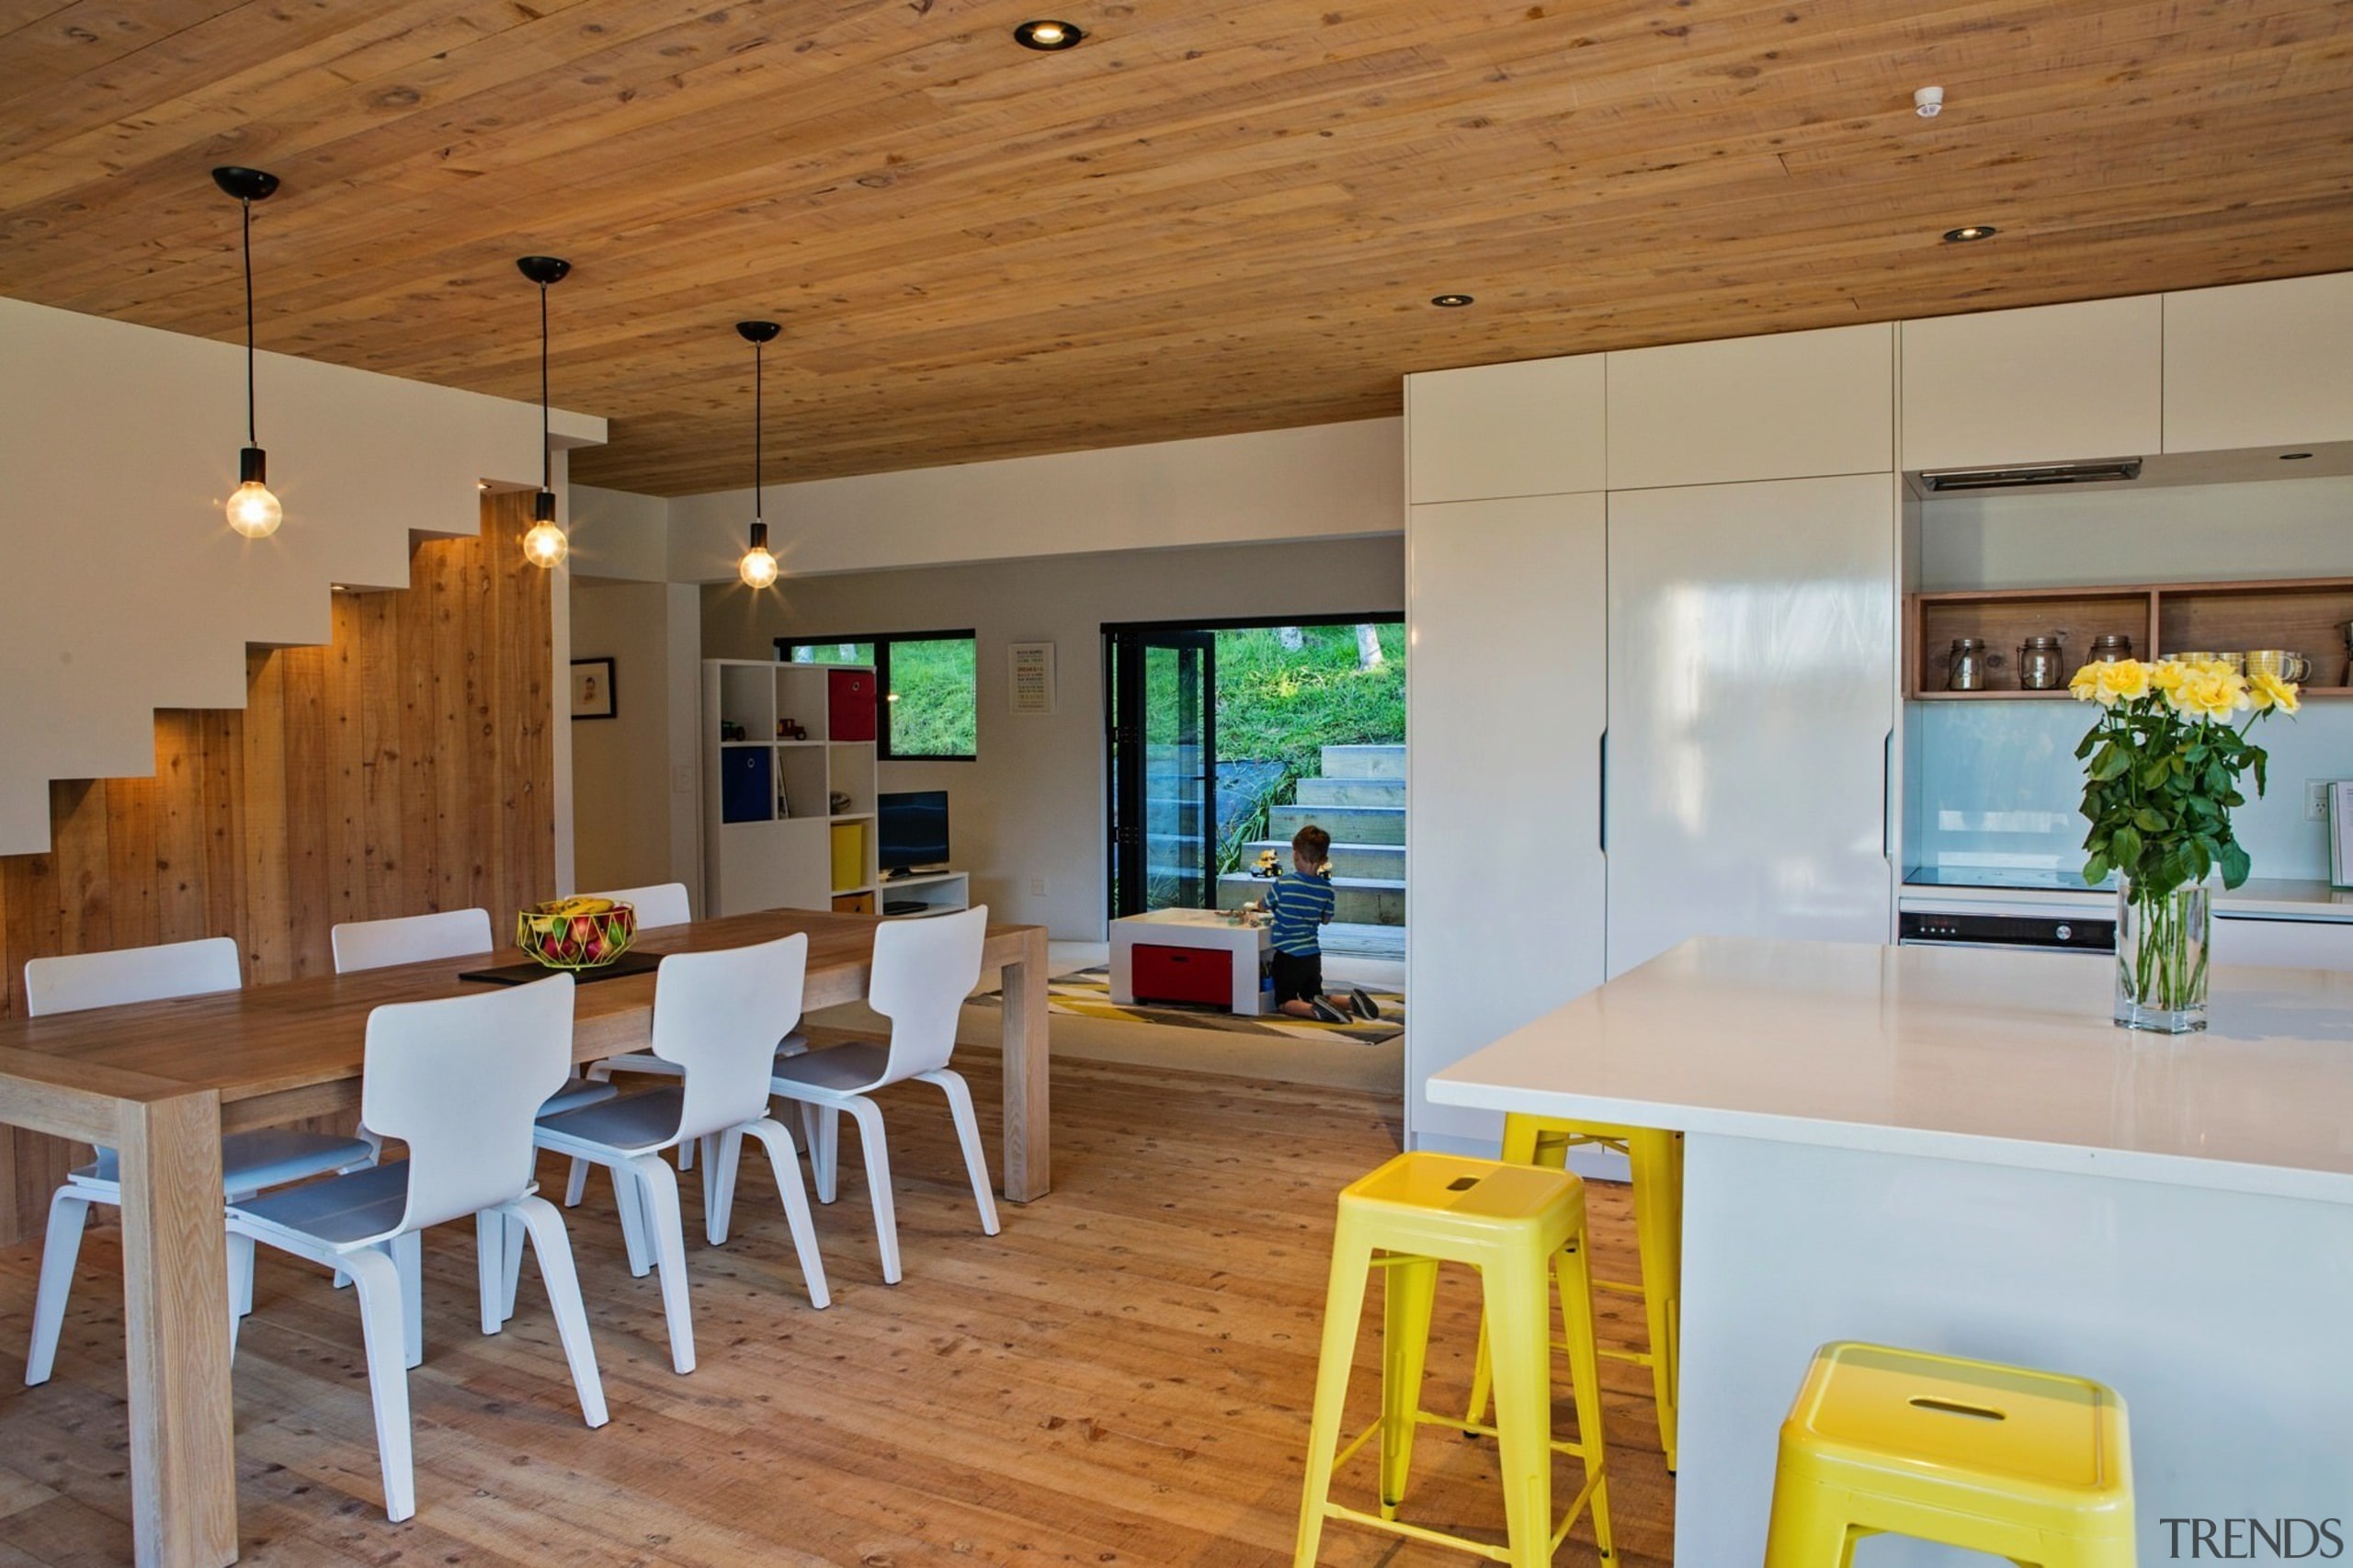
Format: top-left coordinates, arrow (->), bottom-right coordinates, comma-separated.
1264,824 -> 1381,1023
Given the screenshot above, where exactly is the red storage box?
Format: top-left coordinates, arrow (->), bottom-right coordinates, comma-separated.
1131,943 -> 1231,1007
828,667 -> 877,742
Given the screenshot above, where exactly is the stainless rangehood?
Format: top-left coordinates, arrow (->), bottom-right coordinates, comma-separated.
1916,457 -> 2143,492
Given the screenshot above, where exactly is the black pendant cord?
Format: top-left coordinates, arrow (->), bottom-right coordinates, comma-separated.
242,197 -> 256,447
540,281 -> 552,494
753,339 -> 765,523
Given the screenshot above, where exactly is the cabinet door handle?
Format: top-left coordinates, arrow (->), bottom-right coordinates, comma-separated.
1598,730 -> 1609,854
1881,729 -> 1893,860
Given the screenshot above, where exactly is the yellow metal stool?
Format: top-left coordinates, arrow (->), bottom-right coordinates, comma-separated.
1467,1113 -> 1683,1470
1294,1152 -> 1612,1567
1764,1342 -> 2135,1568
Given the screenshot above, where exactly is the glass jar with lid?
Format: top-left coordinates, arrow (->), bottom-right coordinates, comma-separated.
2018,633 -> 2067,690
1947,638 -> 1997,692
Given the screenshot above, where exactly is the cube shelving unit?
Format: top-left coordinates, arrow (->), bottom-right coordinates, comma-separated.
701,659 -> 879,917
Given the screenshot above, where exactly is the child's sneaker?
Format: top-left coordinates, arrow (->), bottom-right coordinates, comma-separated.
1309,998 -> 1347,1024
1348,987 -> 1382,1020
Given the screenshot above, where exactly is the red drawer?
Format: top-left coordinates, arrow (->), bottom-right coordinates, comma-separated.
828,668 -> 877,742
1131,943 -> 1231,1006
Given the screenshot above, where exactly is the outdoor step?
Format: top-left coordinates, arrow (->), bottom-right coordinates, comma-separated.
1269,802 -> 1404,846
1245,839 -> 1404,881
1217,872 -> 1404,926
1143,802 -> 1205,835
1321,744 -> 1406,780
1293,777 -> 1405,809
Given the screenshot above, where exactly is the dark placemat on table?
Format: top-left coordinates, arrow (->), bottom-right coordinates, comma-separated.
457,949 -> 664,987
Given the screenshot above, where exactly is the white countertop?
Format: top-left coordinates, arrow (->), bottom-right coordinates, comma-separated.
1901,875 -> 2353,920
1427,937 -> 2353,1203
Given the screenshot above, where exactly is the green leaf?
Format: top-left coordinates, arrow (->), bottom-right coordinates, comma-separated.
2083,855 -> 2109,886
2111,825 -> 2143,870
2133,808 -> 2166,833
2091,746 -> 2131,782
2221,840 -> 2252,889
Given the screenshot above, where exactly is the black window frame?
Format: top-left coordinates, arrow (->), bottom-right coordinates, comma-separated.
775,629 -> 979,762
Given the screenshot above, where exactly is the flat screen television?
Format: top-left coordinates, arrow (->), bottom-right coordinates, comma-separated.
877,790 -> 949,873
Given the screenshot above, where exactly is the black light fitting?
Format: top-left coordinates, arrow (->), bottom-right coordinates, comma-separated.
737,321 -> 783,588
1942,224 -> 1998,244
517,256 -> 573,567
1430,293 -> 1475,308
214,166 -> 284,538
1014,18 -> 1084,50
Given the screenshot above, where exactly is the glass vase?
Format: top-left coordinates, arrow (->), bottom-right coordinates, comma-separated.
2114,876 -> 2211,1033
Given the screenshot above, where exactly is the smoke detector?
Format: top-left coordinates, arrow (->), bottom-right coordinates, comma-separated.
1914,85 -> 1945,119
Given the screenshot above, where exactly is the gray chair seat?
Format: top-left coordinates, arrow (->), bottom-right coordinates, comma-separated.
73,1127 -> 374,1196
537,1086 -> 686,1156
767,1041 -> 890,1096
232,1161 -> 416,1250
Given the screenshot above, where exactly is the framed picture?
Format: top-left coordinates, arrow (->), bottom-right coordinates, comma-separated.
570,657 -> 616,721
1008,640 -> 1056,714
2332,780 -> 2353,891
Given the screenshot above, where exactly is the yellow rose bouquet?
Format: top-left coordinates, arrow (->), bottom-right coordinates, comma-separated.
2070,655 -> 2299,1030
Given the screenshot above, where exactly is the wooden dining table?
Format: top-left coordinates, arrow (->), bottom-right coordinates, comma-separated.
0,906 -> 1051,1568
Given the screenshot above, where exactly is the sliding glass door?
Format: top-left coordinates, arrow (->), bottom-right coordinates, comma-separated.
1107,629 -> 1217,916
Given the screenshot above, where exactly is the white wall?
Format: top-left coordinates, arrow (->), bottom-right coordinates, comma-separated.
0,293 -> 602,856
699,536 -> 1404,938
569,483 -> 674,582
1916,474 -> 2353,590
667,418 -> 1402,581
571,580 -> 704,902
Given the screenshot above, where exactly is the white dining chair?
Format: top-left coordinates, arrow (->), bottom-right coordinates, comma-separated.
23,937 -> 376,1387
522,935 -> 828,1372
581,882 -> 692,929
333,907 -> 615,1121
560,881 -> 803,1204
224,974 -> 608,1523
329,907 -> 495,973
741,905 -> 999,1285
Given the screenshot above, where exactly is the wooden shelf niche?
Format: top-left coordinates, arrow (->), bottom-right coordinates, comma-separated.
1909,576 -> 2353,699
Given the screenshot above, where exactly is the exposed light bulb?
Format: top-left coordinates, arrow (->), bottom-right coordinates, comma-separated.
227,446 -> 280,538
740,518 -> 779,587
521,489 -> 567,568
227,480 -> 283,539
522,521 -> 568,568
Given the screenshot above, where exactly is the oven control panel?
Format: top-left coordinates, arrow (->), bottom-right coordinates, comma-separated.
1899,911 -> 2117,953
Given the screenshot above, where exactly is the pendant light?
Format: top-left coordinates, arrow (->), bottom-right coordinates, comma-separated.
213,166 -> 282,538
736,321 -> 782,589
516,256 -> 573,569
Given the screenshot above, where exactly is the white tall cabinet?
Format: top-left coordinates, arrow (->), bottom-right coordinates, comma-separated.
1405,325 -> 1899,1153
1406,494 -> 1608,1149
1603,476 -> 1896,978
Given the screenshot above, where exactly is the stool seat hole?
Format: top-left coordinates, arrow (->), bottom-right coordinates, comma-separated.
1908,1396 -> 2006,1422
1445,1176 -> 1481,1192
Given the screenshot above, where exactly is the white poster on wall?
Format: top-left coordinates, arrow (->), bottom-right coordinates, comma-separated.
1008,641 -> 1056,714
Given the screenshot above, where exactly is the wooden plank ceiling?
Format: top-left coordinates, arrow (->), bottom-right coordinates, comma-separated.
2,1 -> 2350,495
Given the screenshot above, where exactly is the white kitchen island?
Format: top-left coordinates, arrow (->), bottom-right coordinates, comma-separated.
1428,937 -> 2353,1565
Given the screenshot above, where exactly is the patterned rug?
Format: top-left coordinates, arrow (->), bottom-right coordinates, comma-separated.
972,966 -> 1404,1044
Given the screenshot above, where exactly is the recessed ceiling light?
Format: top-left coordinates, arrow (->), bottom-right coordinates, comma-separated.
2280,450 -> 2313,460
1942,224 -> 1997,244
1430,293 -> 1475,308
1014,19 -> 1083,50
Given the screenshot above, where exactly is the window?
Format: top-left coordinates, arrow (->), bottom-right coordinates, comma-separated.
779,631 -> 976,760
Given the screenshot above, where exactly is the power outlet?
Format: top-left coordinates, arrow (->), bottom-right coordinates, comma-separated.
1029,877 -> 1048,897
2310,780 -> 2336,824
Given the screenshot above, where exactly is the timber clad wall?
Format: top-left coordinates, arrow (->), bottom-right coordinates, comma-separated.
0,494 -> 554,1244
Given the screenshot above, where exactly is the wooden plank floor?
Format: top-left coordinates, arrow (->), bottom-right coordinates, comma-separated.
0,1051 -> 1675,1565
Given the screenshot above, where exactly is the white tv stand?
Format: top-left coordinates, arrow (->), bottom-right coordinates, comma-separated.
878,869 -> 970,918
